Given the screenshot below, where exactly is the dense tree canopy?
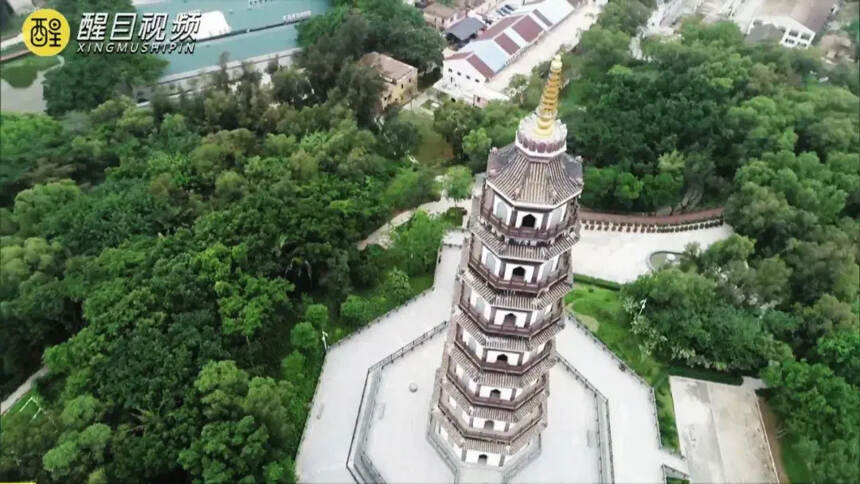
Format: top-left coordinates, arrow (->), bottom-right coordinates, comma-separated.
0,4 -> 449,479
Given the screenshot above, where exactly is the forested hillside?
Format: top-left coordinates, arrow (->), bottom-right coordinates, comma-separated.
1,0 -> 857,482
565,2 -> 859,481
1,1 -> 451,482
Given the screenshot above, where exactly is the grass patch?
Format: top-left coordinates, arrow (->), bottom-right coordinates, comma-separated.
573,273 -> 621,291
0,54 -> 59,87
398,110 -> 453,169
781,436 -> 812,483
0,390 -> 43,428
567,282 -> 680,450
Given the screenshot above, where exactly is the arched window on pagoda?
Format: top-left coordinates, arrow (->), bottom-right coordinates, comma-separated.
512,266 -> 526,281
521,214 -> 536,228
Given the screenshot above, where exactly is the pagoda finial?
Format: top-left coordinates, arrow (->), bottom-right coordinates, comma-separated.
534,55 -> 563,138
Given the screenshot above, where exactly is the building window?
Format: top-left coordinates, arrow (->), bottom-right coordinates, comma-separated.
489,389 -> 501,399
478,454 -> 489,464
483,420 -> 494,430
521,214 -> 536,228
496,354 -> 509,364
466,75 -> 471,80
503,313 -> 516,326
448,68 -> 452,73
512,267 -> 526,280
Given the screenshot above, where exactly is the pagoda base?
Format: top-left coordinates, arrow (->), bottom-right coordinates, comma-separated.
348,323 -> 607,483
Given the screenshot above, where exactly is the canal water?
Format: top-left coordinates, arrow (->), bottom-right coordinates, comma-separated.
0,55 -> 64,113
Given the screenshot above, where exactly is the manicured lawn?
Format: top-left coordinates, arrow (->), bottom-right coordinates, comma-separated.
566,281 -> 680,450
0,54 -> 60,87
398,110 -> 453,169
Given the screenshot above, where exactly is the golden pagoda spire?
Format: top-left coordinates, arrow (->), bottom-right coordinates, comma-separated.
534,54 -> 563,138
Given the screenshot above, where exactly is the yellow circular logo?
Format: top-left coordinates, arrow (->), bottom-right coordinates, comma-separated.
22,9 -> 70,56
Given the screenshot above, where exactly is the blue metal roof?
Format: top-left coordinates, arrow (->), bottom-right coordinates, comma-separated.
466,40 -> 509,73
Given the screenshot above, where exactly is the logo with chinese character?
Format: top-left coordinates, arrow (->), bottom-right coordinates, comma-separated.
22,8 -> 70,56
75,11 -> 201,55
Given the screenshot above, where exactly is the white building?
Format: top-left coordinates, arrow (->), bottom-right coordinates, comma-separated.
436,0 -> 582,106
745,0 -> 838,48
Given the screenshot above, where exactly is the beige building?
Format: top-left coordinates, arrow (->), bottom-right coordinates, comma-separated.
423,3 -> 465,30
359,52 -> 418,110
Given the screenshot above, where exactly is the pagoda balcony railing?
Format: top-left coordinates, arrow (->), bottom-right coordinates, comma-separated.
468,257 -> 570,295
455,338 -> 553,375
438,397 -> 544,443
458,297 -> 561,338
479,205 -> 577,241
447,370 -> 547,411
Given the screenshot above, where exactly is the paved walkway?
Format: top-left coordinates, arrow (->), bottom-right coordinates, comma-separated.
298,235 -> 688,483
670,376 -> 778,483
357,181 -> 479,250
573,224 -> 733,283
558,321 -> 687,482
1,366 -> 48,415
296,235 -> 465,483
0,33 -> 23,50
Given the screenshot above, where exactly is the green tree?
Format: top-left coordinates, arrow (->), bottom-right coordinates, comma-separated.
443,166 -> 473,200
389,211 -> 447,276
304,304 -> 329,331
340,294 -> 371,327
382,268 -> 411,305
290,322 -> 321,356
462,128 -> 492,172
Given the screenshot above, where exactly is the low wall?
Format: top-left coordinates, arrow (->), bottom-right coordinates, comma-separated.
580,208 -> 724,233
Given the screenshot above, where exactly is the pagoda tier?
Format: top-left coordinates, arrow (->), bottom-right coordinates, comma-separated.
429,55 -> 585,468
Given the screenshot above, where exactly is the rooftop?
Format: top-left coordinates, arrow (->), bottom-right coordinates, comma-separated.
746,23 -> 784,43
359,52 -> 417,82
424,3 -> 460,19
755,0 -> 836,32
444,0 -> 577,79
445,16 -> 487,41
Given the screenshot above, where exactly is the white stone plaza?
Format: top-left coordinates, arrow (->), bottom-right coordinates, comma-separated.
296,231 -> 691,483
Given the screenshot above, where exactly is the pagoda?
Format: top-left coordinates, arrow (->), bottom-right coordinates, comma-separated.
429,55 -> 584,468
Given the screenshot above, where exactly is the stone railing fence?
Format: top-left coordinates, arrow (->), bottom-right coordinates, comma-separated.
580,208 -> 724,233
566,315 -> 683,460
557,354 -> 615,484
347,320 -> 450,483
